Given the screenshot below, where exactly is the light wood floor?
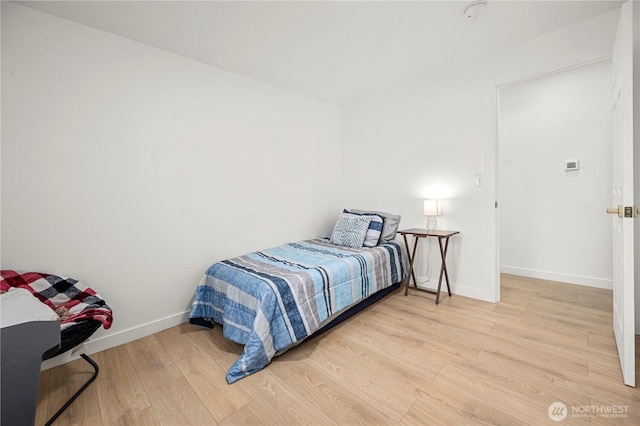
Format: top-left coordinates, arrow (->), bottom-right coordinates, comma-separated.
37,275 -> 640,425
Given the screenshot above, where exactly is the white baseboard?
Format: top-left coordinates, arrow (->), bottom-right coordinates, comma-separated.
454,284 -> 495,302
41,310 -> 191,370
413,276 -> 494,303
500,265 -> 612,290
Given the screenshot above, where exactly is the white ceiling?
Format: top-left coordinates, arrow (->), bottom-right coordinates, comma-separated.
16,1 -> 622,105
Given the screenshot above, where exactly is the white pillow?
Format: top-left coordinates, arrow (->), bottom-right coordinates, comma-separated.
330,213 -> 372,248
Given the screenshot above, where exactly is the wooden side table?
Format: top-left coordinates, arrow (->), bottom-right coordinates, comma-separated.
398,228 -> 459,304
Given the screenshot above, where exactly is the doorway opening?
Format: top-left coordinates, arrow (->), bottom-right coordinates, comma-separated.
497,60 -> 613,298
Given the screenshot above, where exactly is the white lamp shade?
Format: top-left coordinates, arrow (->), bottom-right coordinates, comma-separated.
424,199 -> 441,216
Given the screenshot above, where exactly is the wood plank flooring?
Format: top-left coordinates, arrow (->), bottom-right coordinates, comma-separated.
37,274 -> 640,425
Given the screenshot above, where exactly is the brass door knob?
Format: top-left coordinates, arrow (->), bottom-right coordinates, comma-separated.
607,206 -> 621,215
606,205 -> 635,218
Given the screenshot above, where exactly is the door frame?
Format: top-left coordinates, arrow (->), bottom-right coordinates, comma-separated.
491,59 -> 615,304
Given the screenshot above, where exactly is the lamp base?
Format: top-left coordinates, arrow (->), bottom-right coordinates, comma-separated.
426,216 -> 438,231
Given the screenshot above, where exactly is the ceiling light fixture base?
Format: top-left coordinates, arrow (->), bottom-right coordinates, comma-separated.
464,1 -> 488,19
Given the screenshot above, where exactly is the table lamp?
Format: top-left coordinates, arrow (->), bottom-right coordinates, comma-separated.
424,199 -> 441,231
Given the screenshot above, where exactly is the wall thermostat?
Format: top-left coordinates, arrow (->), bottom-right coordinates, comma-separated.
565,160 -> 580,171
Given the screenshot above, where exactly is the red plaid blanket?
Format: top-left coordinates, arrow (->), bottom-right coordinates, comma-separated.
1,270 -> 113,331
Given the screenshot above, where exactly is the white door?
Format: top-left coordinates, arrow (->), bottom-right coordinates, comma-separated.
609,0 -> 635,387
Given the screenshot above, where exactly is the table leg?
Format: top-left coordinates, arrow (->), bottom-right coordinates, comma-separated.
441,236 -> 452,297
436,239 -> 444,304
435,236 -> 453,304
410,237 -> 419,289
402,234 -> 420,296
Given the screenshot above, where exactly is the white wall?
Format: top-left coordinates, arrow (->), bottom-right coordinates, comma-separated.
0,2 -> 628,362
1,3 -> 342,358
342,10 -> 619,302
499,61 -> 612,289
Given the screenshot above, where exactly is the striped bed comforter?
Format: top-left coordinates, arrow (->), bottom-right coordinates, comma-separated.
189,238 -> 404,383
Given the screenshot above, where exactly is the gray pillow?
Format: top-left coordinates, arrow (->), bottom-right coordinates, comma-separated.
350,209 -> 401,241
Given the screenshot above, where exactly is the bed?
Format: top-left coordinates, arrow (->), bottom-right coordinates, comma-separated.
189,210 -> 405,383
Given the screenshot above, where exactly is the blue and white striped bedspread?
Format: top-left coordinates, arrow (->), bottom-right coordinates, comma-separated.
189,238 -> 404,383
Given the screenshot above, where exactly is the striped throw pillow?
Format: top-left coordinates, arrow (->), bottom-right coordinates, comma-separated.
344,209 -> 384,247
